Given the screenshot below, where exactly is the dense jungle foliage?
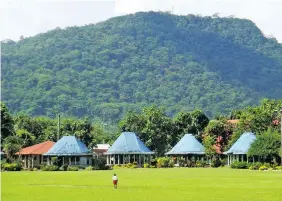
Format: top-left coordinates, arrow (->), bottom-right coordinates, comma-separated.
2,12 -> 282,122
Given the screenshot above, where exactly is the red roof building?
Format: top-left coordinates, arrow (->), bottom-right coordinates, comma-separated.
15,141 -> 55,169
16,141 -> 55,155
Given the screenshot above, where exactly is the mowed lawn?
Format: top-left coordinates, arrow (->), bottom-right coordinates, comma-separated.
2,168 -> 282,201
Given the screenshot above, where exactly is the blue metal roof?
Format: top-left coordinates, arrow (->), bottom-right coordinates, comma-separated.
224,132 -> 256,155
44,136 -> 91,156
165,134 -> 205,155
105,132 -> 154,154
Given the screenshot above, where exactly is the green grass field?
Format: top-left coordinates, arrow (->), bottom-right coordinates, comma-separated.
2,168 -> 282,201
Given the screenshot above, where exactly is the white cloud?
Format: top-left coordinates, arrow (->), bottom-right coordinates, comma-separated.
1,0 -> 282,42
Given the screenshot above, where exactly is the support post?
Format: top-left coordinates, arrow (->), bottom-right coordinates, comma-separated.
32,156 -> 34,168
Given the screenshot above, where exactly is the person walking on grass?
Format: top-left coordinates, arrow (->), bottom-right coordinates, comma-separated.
112,173 -> 118,189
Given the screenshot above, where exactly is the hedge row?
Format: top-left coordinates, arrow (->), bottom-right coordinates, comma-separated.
231,161 -> 282,171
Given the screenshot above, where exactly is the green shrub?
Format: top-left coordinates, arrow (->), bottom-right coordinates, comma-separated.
2,162 -> 22,171
143,163 -> 150,168
126,163 -> 132,168
248,162 -> 263,170
39,162 -> 47,170
59,164 -> 68,171
51,157 -> 59,166
67,166 -> 79,171
150,159 -> 157,167
92,158 -> 107,170
186,160 -> 196,168
150,165 -> 156,168
42,165 -> 59,171
230,161 -> 249,169
196,160 -> 207,168
263,163 -> 271,168
271,163 -> 278,169
178,158 -> 185,167
169,160 -> 174,168
131,165 -> 138,168
113,164 -> 121,169
133,162 -> 137,166
84,166 -> 94,171
157,157 -> 173,168
211,159 -> 221,168
1,159 -> 7,170
259,165 -> 268,171
220,159 -> 227,167
276,166 -> 282,170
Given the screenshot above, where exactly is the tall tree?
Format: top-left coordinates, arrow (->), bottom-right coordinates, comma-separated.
120,106 -> 174,155
3,136 -> 24,161
1,102 -> 15,144
248,128 -> 281,163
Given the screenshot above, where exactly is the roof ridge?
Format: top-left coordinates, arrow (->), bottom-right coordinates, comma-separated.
135,133 -> 141,152
123,133 -> 129,152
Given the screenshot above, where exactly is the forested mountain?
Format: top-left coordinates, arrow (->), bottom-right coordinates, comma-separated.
2,11 -> 282,122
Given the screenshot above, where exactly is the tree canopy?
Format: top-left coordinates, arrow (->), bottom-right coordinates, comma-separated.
2,12 -> 282,122
248,128 -> 280,163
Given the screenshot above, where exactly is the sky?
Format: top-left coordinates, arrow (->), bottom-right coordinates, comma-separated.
1,0 -> 282,42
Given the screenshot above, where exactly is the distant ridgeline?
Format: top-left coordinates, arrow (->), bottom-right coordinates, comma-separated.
2,11 -> 282,121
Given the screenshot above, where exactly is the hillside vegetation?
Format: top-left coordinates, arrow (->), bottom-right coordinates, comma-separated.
2,11 -> 282,121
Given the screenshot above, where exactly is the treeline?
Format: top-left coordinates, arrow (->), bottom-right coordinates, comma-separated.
2,99 -> 282,159
2,11 -> 282,122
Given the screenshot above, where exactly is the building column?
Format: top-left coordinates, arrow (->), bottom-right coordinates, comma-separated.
123,155 -> 125,164
118,155 -> 120,165
31,156 -> 34,168
139,154 -> 141,165
63,157 -> 64,165
247,155 -> 249,163
69,157 -> 71,165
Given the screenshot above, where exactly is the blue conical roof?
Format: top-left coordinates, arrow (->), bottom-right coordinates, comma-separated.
44,136 -> 91,156
165,134 -> 205,155
224,132 -> 256,155
105,132 -> 154,154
